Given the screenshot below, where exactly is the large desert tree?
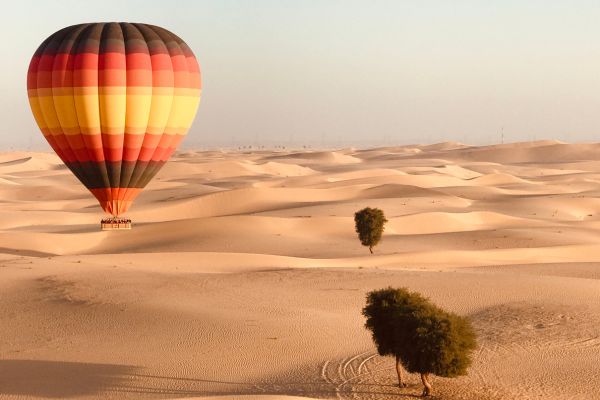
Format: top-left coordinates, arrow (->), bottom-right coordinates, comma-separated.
362,287 -> 477,396
354,207 -> 387,253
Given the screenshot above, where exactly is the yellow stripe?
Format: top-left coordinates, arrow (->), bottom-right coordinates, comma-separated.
147,89 -> 174,135
124,94 -> 151,134
31,92 -> 200,135
165,95 -> 201,130
28,96 -> 48,129
53,95 -> 80,131
99,94 -> 126,133
37,96 -> 63,136
74,93 -> 101,133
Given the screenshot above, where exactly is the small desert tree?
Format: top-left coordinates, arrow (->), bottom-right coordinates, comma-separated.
354,207 -> 387,253
362,287 -> 477,396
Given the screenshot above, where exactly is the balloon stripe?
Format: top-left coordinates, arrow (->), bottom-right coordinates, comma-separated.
73,24 -> 112,193
65,24 -> 101,190
52,24 -> 103,188
37,25 -> 96,186
120,23 -> 152,189
129,24 -> 189,190
123,23 -> 175,192
63,161 -> 164,187
98,23 -> 126,190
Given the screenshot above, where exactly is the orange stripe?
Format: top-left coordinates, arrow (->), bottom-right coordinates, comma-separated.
90,187 -> 141,216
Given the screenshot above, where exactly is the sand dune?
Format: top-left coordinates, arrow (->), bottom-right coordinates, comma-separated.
1,141 -> 600,399
264,150 -> 362,165
434,142 -> 600,164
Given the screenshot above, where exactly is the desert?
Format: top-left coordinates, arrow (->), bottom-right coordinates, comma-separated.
1,141 -> 600,399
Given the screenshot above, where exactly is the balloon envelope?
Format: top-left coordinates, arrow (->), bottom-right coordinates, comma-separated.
27,23 -> 201,216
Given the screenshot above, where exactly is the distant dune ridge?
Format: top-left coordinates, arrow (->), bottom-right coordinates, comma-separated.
1,141 -> 600,399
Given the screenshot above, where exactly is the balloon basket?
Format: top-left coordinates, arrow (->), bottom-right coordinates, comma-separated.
101,217 -> 132,231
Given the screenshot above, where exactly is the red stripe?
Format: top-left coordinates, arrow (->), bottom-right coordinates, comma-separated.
137,146 -> 156,161
39,134 -> 175,163
151,70 -> 174,87
27,71 -> 38,89
38,54 -> 57,71
186,56 -> 200,73
64,134 -> 85,148
73,69 -> 98,86
122,147 -> 141,161
99,52 -> 126,69
73,147 -> 92,160
52,53 -> 71,70
153,146 -> 178,161
32,57 -> 197,87
45,136 -> 68,161
150,53 -> 172,69
188,72 -> 201,90
84,146 -> 106,162
101,134 -> 124,149
74,53 -> 99,70
53,70 -> 73,87
126,52 -> 152,69
99,70 -> 126,86
36,71 -> 53,88
28,55 -> 41,73
126,69 -> 152,86
51,135 -> 79,162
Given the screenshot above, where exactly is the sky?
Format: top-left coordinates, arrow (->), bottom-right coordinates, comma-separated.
3,0 -> 600,149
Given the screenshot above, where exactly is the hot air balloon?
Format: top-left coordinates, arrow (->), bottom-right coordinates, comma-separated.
27,23 -> 201,229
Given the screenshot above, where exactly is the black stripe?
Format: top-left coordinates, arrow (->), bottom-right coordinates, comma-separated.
65,161 -> 166,189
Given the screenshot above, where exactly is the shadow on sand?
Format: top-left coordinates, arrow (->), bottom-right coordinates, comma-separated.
0,360 -> 425,399
0,359 -> 137,397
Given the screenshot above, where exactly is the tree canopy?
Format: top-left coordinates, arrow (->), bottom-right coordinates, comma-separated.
354,207 -> 387,253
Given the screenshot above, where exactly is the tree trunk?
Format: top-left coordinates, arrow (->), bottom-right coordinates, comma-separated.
369,245 -> 373,254
420,373 -> 432,397
395,355 -> 408,387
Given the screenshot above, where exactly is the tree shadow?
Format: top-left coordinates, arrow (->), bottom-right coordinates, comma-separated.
0,359 -> 137,398
117,373 -> 424,398
0,360 -> 426,399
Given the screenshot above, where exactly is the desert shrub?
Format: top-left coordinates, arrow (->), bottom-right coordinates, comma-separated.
354,207 -> 387,253
362,287 -> 477,396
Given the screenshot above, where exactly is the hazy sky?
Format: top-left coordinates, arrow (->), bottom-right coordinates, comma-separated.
3,0 -> 600,149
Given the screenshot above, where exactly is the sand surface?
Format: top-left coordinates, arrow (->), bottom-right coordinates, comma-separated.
1,141 -> 600,399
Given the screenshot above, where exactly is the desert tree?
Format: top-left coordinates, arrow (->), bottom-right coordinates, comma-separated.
354,207 -> 387,253
362,287 -> 477,396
